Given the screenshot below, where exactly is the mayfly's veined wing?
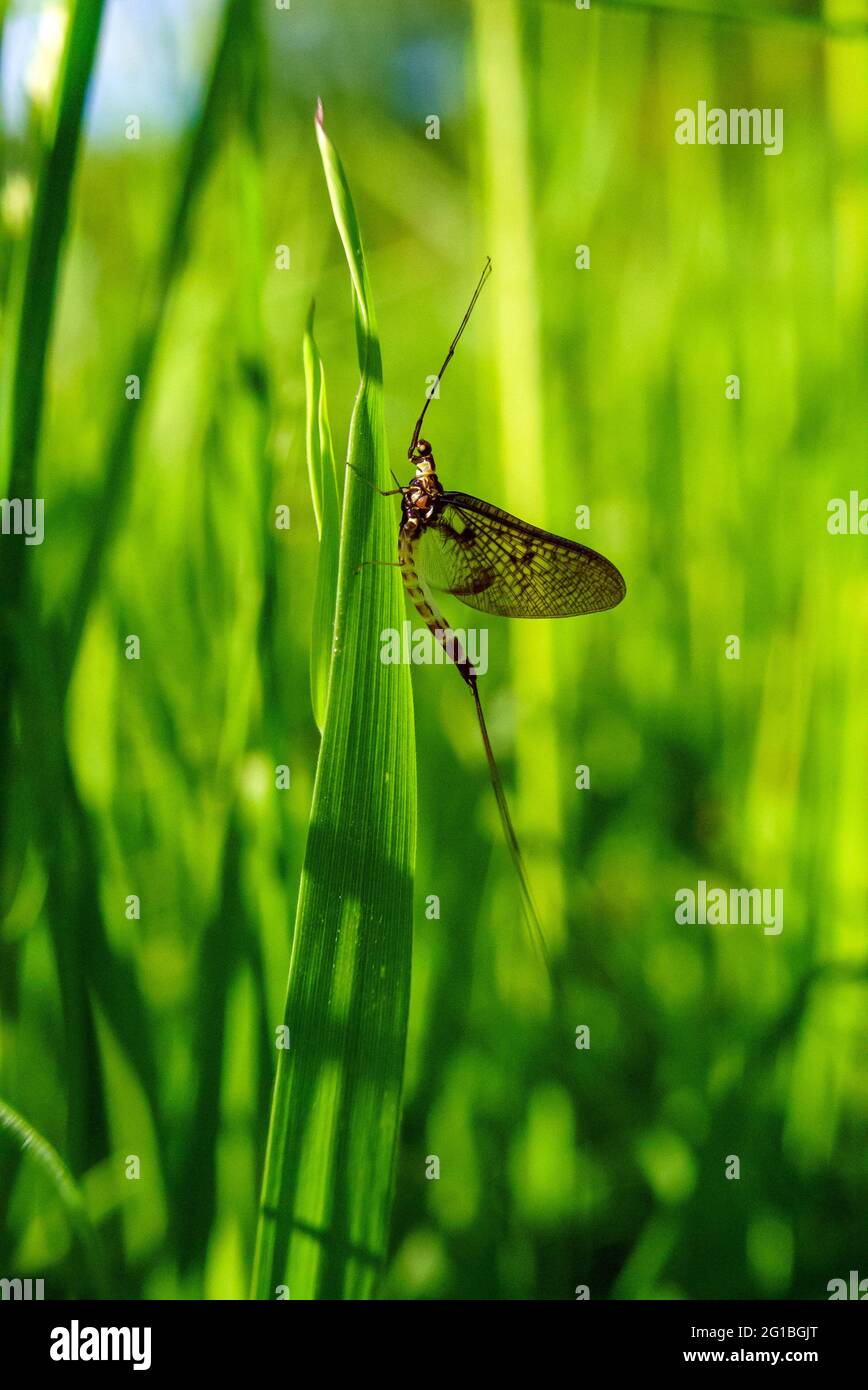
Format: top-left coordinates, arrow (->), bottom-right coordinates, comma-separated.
415,492 -> 626,618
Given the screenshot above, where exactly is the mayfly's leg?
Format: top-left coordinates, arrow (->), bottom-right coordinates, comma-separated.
347,464 -> 406,574
354,559 -> 404,576
345,462 -> 404,497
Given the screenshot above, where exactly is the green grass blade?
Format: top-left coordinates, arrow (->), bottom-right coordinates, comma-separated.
303,304 -> 341,732
0,0 -> 109,1184
0,0 -> 105,852
252,104 -> 416,1301
0,0 -> 105,502
0,1096 -> 106,1296
61,0 -> 244,689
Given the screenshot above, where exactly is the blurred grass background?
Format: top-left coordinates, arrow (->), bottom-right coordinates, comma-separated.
1,0 -> 866,1299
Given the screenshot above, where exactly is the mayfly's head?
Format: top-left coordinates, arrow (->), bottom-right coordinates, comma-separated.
411,438 -> 435,478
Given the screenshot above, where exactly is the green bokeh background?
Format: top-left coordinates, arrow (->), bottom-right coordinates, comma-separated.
1,0 -> 866,1299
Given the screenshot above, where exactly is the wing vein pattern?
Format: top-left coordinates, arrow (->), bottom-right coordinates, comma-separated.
414,492 -> 626,619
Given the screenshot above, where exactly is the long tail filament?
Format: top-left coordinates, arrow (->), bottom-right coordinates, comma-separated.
470,678 -> 552,980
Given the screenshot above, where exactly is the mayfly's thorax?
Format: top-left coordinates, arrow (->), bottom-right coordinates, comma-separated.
401,459 -> 444,533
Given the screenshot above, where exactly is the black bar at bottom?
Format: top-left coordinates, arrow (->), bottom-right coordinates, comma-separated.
0,1296 -> 864,1374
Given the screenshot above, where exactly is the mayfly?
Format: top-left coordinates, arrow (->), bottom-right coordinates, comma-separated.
369,259 -> 625,965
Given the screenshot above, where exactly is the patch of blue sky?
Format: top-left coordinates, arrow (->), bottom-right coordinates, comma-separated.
1,0 -> 220,144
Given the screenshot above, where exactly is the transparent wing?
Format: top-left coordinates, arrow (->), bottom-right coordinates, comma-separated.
414,492 -> 626,618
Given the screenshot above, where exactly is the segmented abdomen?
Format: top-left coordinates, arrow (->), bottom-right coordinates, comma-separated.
399,530 -> 476,688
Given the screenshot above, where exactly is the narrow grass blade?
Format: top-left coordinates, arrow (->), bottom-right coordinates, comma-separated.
0,0 -> 108,1182
0,0 -> 105,841
473,0 -> 565,963
253,104 -> 416,1301
0,1096 -> 106,1296
0,0 -> 105,502
62,0 -> 246,688
304,304 -> 341,732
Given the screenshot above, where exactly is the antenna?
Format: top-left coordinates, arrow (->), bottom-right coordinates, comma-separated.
408,257 -> 492,458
